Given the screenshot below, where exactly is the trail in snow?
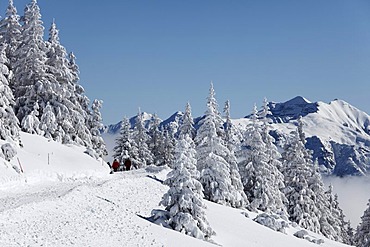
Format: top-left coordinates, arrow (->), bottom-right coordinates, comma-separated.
0,170 -> 169,247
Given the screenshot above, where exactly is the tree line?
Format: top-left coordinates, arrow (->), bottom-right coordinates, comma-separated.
114,83 -> 356,244
0,0 -> 106,159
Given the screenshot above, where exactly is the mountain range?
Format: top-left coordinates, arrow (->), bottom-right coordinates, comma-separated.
103,96 -> 370,177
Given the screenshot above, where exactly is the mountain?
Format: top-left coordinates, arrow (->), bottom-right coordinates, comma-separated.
104,96 -> 370,177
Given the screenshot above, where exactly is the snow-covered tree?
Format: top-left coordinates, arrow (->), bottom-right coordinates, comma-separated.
113,117 -> 136,165
13,0 -> 57,122
0,45 -> 19,142
239,105 -> 286,214
21,102 -> 41,135
195,83 -> 245,208
157,134 -> 214,240
0,0 -> 22,74
320,184 -> 351,243
355,200 -> 370,247
281,128 -> 321,233
148,114 -> 165,166
162,129 -> 175,167
88,99 -> 107,157
178,102 -> 195,139
223,100 -> 242,151
39,102 -> 57,139
132,109 -> 153,168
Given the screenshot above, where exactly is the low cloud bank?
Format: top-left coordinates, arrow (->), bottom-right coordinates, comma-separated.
324,176 -> 370,228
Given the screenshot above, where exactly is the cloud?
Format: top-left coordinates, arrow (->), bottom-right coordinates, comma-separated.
324,176 -> 370,228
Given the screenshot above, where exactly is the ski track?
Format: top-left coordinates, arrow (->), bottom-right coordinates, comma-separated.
0,170 -> 168,247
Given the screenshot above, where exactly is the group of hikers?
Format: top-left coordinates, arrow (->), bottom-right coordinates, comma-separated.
108,158 -> 132,173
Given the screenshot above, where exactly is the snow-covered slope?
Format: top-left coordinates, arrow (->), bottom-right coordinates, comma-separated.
0,165 -> 351,247
0,132 -> 110,188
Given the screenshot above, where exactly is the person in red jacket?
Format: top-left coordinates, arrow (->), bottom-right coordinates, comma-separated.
112,159 -> 120,172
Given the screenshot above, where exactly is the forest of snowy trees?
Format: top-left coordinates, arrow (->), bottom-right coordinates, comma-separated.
113,83 -> 359,244
1,1 -> 370,246
0,0 -> 106,159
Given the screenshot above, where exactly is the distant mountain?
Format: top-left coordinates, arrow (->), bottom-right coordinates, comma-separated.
103,96 -> 370,177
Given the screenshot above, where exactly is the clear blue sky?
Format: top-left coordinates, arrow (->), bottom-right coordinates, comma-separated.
7,0 -> 370,124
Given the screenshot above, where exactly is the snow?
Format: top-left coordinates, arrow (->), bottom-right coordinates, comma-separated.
0,132 -> 353,246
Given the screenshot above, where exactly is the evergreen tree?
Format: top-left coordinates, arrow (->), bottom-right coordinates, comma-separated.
162,129 -> 175,167
0,45 -> 19,142
21,102 -> 41,135
158,134 -> 214,240
178,102 -> 195,139
39,102 -> 57,139
195,83 -> 244,207
355,199 -> 370,247
223,100 -> 242,151
223,100 -> 248,208
13,0 -> 57,122
88,99 -> 107,157
148,114 -> 165,166
0,0 -> 22,75
132,109 -> 153,168
281,128 -> 321,233
239,105 -> 286,214
113,117 -> 135,164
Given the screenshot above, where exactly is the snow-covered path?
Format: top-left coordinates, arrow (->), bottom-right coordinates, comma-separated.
0,169 -> 175,247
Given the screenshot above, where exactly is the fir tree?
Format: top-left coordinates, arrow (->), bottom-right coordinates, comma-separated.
195,83 -> 245,207
178,102 -> 195,139
21,102 -> 41,135
13,0 -> 57,122
88,99 -> 107,157
281,128 -> 321,233
0,0 -> 22,74
162,129 -> 175,167
355,199 -> 370,247
148,114 -> 165,166
239,105 -> 286,214
39,102 -> 57,139
158,134 -> 214,240
0,45 -> 20,142
113,117 -> 135,164
132,109 -> 153,168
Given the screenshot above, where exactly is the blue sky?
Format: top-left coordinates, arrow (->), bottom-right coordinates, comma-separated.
7,0 -> 370,124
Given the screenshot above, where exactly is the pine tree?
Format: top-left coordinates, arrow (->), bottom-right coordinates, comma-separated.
13,0 -> 57,122
0,0 -> 22,75
148,114 -> 165,166
355,199 -> 370,247
113,117 -> 136,164
281,128 -> 321,233
39,102 -> 57,139
195,83 -> 244,207
223,100 -> 248,208
239,105 -> 286,214
158,134 -> 214,240
21,102 -> 41,135
132,109 -> 153,168
0,45 -> 20,142
88,99 -> 107,157
178,102 -> 195,139
162,129 -> 175,167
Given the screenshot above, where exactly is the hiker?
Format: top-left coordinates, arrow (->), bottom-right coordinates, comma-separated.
112,159 -> 120,172
124,159 -> 132,171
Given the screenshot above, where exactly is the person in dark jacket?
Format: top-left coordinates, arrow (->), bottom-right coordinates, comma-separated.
124,159 -> 132,171
112,159 -> 120,172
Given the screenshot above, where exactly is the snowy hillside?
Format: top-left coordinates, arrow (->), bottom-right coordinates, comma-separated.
0,160 -> 351,246
0,132 -> 109,188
